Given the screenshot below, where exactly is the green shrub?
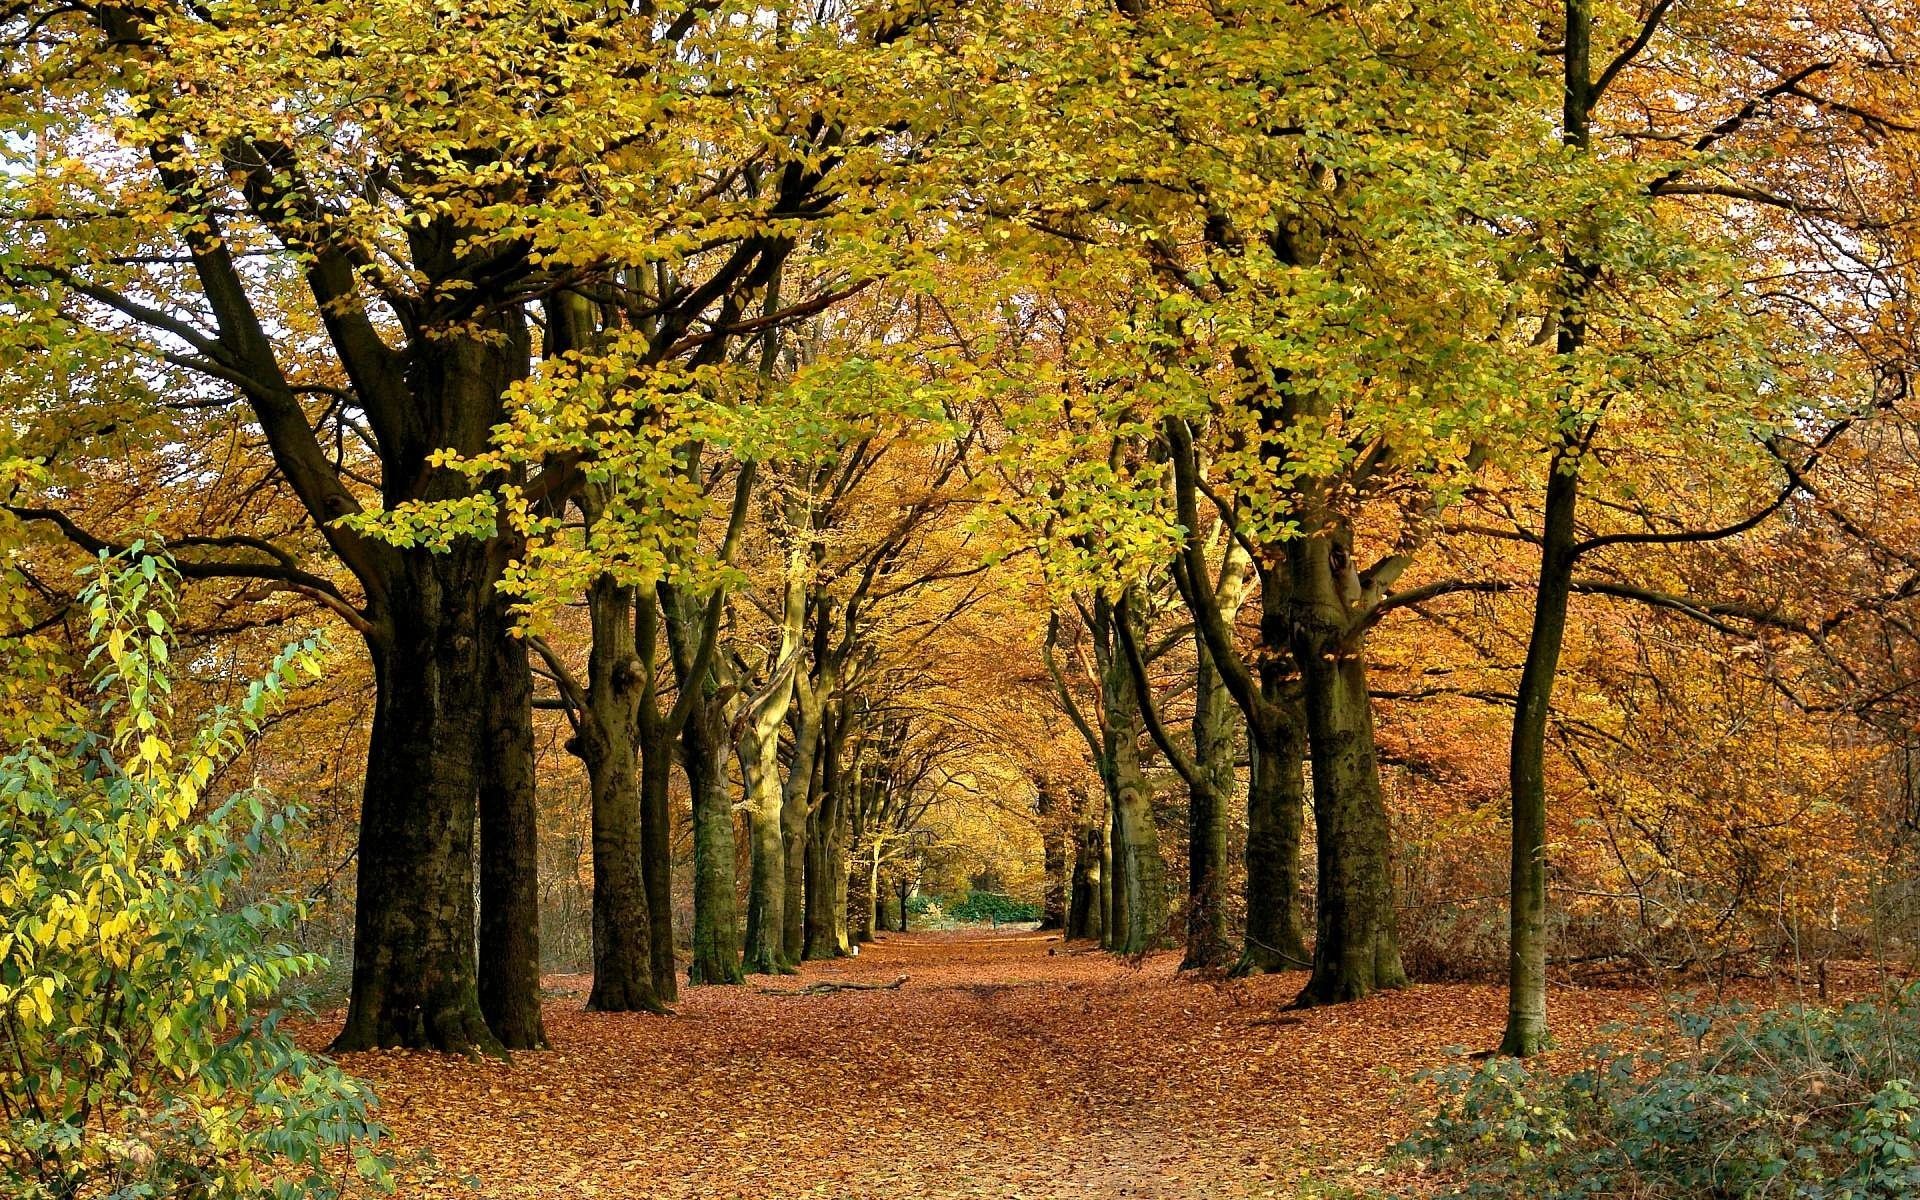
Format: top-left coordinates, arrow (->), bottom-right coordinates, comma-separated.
0,550 -> 392,1198
946,891 -> 1040,925
1404,987 -> 1920,1198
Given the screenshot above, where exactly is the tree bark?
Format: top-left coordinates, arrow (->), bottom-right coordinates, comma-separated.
1502,452 -> 1576,1054
575,576 -> 663,1014
1097,596 -> 1166,955
1184,629 -> 1237,970
1239,567 -> 1310,976
1038,782 -> 1068,932
478,590 -> 547,1049
780,701 -> 822,962
680,685 -> 743,985
1067,792 -> 1104,941
1502,0 -> 1592,1056
637,723 -> 679,1001
1097,806 -> 1113,948
1291,530 -> 1406,1005
1240,706 -> 1310,975
738,662 -> 800,974
334,545 -> 501,1054
804,712 -> 849,959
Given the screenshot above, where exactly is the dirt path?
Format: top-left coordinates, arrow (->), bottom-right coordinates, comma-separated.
329,931 -> 1647,1198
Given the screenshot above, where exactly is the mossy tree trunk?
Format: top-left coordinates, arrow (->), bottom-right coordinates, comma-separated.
1095,594 -> 1167,955
1289,524 -> 1406,1006
335,544 -> 502,1054
804,704 -> 852,958
558,571 -> 664,1014
1161,425 -> 1309,977
738,563 -> 805,976
1239,565 -> 1311,975
478,585 -> 547,1048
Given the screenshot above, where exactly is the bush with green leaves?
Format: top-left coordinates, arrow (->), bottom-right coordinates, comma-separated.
0,550 -> 392,1199
945,892 -> 1040,925
1404,988 -> 1920,1198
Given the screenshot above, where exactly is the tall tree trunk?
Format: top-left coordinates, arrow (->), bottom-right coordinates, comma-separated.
831,836 -> 851,954
1240,706 -> 1310,974
1239,568 -> 1310,975
802,748 -> 848,956
634,591 -> 687,1004
1291,531 -> 1406,1005
638,724 -> 679,1001
681,688 -> 742,985
738,712 -> 790,974
1502,453 -> 1577,1053
478,591 -> 547,1048
1038,782 -> 1067,932
1068,792 -> 1103,941
335,547 -> 500,1054
1184,637 -> 1237,969
1097,807 -> 1113,948
1098,598 -> 1166,955
803,715 -> 847,959
334,308 -> 530,1054
849,840 -> 876,945
781,700 -> 823,962
739,563 -> 804,975
577,577 -> 662,1013
1499,0 -> 1594,1061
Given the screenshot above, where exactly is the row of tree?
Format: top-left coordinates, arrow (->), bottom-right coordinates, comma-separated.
3,0 -> 1917,1062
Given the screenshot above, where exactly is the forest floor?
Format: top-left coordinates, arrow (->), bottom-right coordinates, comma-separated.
323,930 -> 1674,1199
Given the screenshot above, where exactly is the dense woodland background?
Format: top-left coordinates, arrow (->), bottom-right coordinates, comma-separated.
6,0 -> 1920,1193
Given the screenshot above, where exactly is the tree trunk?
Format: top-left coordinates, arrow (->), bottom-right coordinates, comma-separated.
1068,794 -> 1103,941
1502,453 -> 1576,1054
738,711 -> 790,974
1038,783 -> 1068,932
804,736 -> 849,959
1239,703 -> 1310,974
780,701 -> 823,963
1097,811 -> 1113,948
1499,0 -> 1593,1061
1184,638 -> 1237,969
631,590 -> 682,1003
681,687 -> 743,985
334,546 -> 500,1054
739,564 -> 804,975
1291,532 -> 1406,1005
638,723 -> 679,1002
1098,599 -> 1166,955
577,577 -> 663,1013
849,839 -> 876,945
477,592 -> 547,1048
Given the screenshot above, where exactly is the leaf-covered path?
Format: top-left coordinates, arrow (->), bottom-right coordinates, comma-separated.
329,932 -> 1644,1198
